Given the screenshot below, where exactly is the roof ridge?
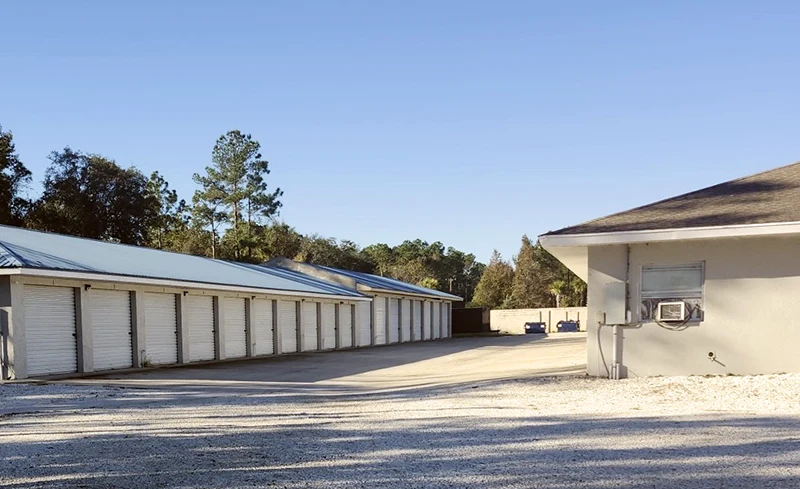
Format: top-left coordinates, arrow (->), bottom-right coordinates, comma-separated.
543,160 -> 800,236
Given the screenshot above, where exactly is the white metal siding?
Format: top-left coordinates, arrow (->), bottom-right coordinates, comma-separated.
187,295 -> 215,361
223,297 -> 247,358
400,299 -> 411,342
374,297 -> 387,345
357,301 -> 371,346
321,303 -> 336,350
91,289 -> 133,371
24,285 -> 78,376
301,302 -> 319,351
339,304 -> 353,348
388,298 -> 400,344
423,301 -> 431,340
413,300 -> 423,341
252,299 -> 274,356
279,300 -> 298,353
433,302 -> 441,339
144,292 -> 178,365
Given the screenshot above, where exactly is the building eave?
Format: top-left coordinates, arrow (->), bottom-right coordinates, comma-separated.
0,267 -> 370,302
539,221 -> 800,248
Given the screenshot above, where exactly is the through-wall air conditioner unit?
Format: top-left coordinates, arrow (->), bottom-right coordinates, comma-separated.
657,302 -> 687,322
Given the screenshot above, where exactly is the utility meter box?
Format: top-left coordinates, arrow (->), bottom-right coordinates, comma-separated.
604,282 -> 627,325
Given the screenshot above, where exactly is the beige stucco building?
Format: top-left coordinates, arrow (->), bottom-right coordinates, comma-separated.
540,161 -> 800,378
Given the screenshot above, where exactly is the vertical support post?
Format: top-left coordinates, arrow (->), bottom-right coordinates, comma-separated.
245,298 -> 254,357
75,285 -> 93,373
316,302 -> 323,351
334,303 -> 340,349
272,300 -> 281,355
370,298 -> 376,345
398,298 -> 403,342
296,300 -> 303,352
130,289 -> 146,368
214,296 -> 225,360
177,292 -> 189,363
548,310 -> 552,333
5,278 -> 26,379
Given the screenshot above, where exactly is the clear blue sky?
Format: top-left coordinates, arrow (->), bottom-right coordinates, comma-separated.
3,1 -> 800,263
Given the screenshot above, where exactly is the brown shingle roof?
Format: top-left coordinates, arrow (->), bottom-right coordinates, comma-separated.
544,161 -> 800,236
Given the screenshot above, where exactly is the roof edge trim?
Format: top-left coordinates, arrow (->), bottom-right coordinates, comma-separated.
3,268 -> 371,301
539,221 -> 800,247
366,287 -> 463,301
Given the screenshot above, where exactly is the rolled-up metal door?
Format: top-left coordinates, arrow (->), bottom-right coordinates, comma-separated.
400,299 -> 411,342
144,292 -> 178,365
279,300 -> 298,353
24,285 -> 78,376
413,300 -> 423,341
373,297 -> 386,345
357,301 -> 371,346
91,289 -> 133,371
224,298 -> 247,358
339,304 -> 353,348
252,299 -> 274,356
187,295 -> 215,361
388,298 -> 400,344
301,302 -> 319,351
321,303 -> 336,350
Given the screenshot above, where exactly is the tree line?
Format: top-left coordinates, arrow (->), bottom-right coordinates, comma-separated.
0,124 -> 584,307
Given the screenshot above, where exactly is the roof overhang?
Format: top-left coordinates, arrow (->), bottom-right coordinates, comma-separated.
539,221 -> 800,281
0,268 -> 371,302
362,286 -> 462,301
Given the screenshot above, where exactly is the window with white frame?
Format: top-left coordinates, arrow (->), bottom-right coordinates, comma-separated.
640,263 -> 704,321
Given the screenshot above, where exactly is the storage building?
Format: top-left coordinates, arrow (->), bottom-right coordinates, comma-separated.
0,226 -> 369,380
266,258 -> 461,347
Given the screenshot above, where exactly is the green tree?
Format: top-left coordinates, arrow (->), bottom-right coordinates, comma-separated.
146,171 -> 188,250
509,236 -> 586,308
0,126 -> 32,226
471,250 -> 514,309
28,148 -> 158,244
362,243 -> 393,276
193,130 -> 282,259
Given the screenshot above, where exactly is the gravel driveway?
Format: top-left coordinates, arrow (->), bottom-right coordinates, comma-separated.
2,334 -> 800,488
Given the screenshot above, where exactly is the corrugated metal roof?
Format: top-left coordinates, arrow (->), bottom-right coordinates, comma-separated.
0,225 -> 364,297
312,264 -> 462,300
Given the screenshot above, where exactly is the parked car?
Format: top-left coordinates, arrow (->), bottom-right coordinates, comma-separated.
524,322 -> 547,334
556,320 -> 580,332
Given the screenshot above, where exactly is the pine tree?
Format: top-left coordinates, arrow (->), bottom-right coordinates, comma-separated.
471,250 -> 514,309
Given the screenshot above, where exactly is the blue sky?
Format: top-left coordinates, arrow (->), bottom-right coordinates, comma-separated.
3,1 -> 800,263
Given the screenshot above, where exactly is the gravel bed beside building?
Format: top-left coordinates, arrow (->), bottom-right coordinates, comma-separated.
2,372 -> 800,488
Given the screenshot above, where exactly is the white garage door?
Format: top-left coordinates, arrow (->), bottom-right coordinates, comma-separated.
357,301 -> 371,347
224,297 -> 247,358
413,300 -> 423,341
24,285 -> 78,376
321,303 -> 336,350
432,302 -> 441,339
400,299 -> 411,342
279,300 -> 298,353
339,304 -> 353,348
301,302 -> 319,351
91,289 -> 133,371
388,298 -> 400,344
187,295 -> 215,361
144,292 -> 178,365
373,297 -> 387,345
252,299 -> 274,356
423,301 -> 431,340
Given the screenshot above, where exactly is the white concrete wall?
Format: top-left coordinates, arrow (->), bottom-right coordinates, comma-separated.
491,307 -> 587,334
587,235 -> 800,377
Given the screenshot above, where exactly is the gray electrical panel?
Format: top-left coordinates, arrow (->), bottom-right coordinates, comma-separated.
604,282 -> 627,325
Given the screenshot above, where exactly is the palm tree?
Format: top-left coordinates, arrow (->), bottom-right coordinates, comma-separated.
550,279 -> 567,308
